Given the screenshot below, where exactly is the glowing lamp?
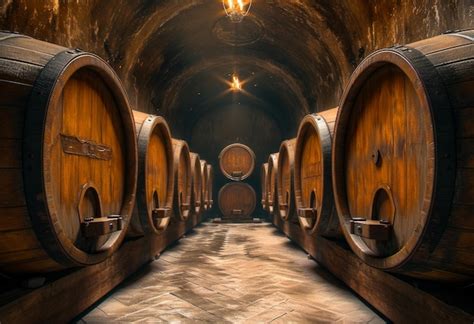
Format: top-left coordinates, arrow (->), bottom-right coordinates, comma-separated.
223,0 -> 252,23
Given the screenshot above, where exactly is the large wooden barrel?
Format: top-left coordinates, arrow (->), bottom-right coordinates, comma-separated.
190,153 -> 203,216
206,164 -> 214,209
332,30 -> 474,281
218,183 -> 256,219
0,32 -> 138,273
261,163 -> 269,210
219,143 -> 255,181
171,139 -> 192,221
200,160 -> 208,211
277,139 -> 297,221
294,108 -> 341,237
267,153 -> 279,215
128,111 -> 174,236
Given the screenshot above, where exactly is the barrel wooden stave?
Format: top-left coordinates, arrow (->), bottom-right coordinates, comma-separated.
172,139 -> 192,221
200,160 -> 208,211
277,139 -> 297,221
267,153 -> 279,215
333,30 -> 474,281
218,183 -> 256,219
294,108 -> 341,237
206,164 -> 214,209
261,163 -> 269,210
219,143 -> 255,181
128,111 -> 174,236
190,153 -> 203,216
0,32 -> 138,273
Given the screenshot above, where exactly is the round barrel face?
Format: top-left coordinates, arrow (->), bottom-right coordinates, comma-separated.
278,146 -> 293,220
342,64 -> 434,258
206,165 -> 213,207
191,155 -> 202,213
45,69 -> 127,253
148,125 -> 170,209
297,122 -> 323,229
219,183 -> 256,218
261,163 -> 269,207
219,143 -> 255,181
200,161 -> 208,209
175,143 -> 191,219
267,154 -> 278,214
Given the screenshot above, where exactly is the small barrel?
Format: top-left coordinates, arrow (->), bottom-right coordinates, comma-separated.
294,108 -> 341,237
190,153 -> 203,216
200,160 -> 208,210
218,183 -> 256,219
261,163 -> 269,210
332,30 -> 474,281
172,139 -> 192,221
219,143 -> 255,181
128,111 -> 174,236
0,32 -> 138,273
277,139 -> 297,221
267,153 -> 279,215
206,164 -> 214,209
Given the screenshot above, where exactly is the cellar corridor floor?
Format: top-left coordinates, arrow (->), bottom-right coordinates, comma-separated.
78,223 -> 385,323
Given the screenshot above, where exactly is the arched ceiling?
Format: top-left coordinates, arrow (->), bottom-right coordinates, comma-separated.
1,0 -> 472,139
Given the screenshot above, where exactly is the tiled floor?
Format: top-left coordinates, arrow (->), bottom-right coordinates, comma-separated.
78,223 -> 385,323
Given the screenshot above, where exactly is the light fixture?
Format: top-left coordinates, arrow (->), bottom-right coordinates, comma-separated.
230,75 -> 242,91
223,0 -> 252,23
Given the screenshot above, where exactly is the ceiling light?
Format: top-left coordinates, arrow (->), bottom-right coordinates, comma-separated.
223,0 -> 252,23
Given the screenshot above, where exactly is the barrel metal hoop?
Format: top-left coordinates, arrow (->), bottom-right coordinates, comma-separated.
23,50 -> 85,267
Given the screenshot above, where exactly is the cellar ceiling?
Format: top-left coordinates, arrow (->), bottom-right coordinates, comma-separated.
1,0 -> 472,187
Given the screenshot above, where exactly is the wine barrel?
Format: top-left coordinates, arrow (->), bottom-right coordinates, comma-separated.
190,153 -> 203,216
277,139 -> 297,221
200,160 -> 208,210
0,32 -> 138,273
128,111 -> 174,236
332,30 -> 474,281
267,153 -> 279,215
219,143 -> 255,181
218,183 -> 256,219
261,163 -> 269,210
172,139 -> 192,221
206,164 -> 214,209
294,108 -> 341,237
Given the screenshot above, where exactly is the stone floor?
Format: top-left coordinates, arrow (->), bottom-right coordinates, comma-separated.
77,223 -> 385,323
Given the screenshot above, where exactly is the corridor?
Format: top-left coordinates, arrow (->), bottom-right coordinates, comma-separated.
78,223 -> 384,323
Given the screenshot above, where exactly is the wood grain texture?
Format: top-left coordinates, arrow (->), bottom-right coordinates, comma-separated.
0,32 -> 137,273
261,163 -> 269,210
276,138 -> 297,222
206,164 -> 214,210
332,29 -> 474,281
219,143 -> 256,181
190,152 -> 203,217
266,153 -> 279,215
294,108 -> 341,237
172,139 -> 192,221
200,160 -> 208,210
128,111 -> 174,237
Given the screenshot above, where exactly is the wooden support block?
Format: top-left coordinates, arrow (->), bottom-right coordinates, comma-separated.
298,208 -> 315,219
152,208 -> 170,220
231,170 -> 243,178
350,219 -> 391,240
81,216 -> 122,237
